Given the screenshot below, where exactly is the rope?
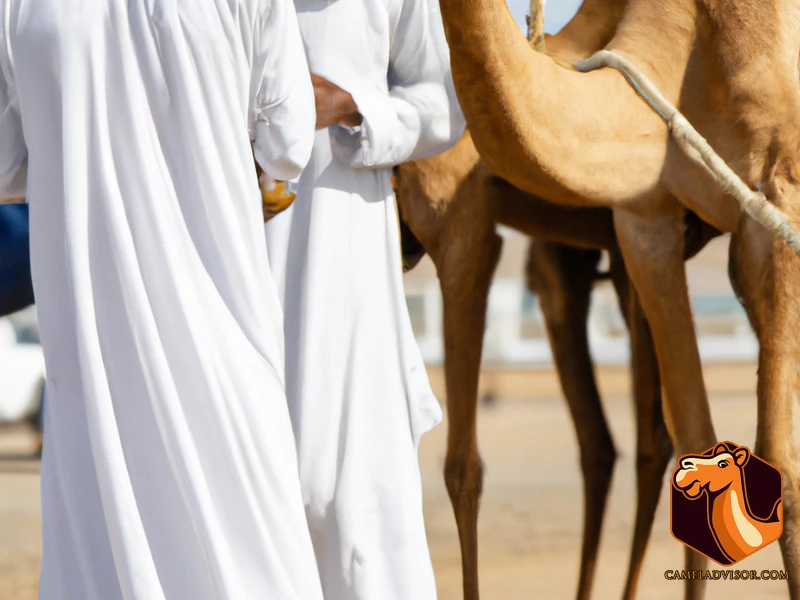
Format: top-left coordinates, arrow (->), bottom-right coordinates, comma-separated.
527,0 -> 546,52
574,49 -> 800,256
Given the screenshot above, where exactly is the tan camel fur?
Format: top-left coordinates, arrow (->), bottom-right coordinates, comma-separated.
394,1 -> 724,597
429,0 -> 800,596
395,133 -> 717,599
673,443 -> 783,564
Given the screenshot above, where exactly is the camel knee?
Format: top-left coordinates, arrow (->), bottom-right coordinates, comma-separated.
444,451 -> 485,511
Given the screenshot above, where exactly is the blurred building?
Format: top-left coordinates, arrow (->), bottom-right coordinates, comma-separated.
402,227 -> 758,366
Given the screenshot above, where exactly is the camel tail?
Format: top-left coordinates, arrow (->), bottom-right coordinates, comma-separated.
575,50 -> 800,258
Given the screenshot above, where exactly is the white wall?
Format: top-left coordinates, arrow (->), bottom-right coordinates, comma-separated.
407,278 -> 759,367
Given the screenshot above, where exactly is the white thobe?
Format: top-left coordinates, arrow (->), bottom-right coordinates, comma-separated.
263,0 -> 464,597
0,1 -> 325,598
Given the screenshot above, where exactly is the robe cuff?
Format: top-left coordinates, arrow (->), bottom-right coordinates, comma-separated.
329,87 -> 393,169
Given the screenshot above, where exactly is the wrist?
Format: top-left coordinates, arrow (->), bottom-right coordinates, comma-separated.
336,89 -> 359,122
339,110 -> 363,128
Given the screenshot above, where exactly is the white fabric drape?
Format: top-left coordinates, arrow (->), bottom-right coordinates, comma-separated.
264,0 -> 463,597
0,1 -> 324,598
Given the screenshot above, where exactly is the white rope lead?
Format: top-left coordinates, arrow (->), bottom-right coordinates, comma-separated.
575,49 -> 800,257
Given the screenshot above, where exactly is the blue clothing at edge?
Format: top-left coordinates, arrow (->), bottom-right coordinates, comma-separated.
0,204 -> 34,317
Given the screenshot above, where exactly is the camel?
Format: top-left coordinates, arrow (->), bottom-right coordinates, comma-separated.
394,1 -> 720,597
395,132 -> 719,599
428,0 -> 800,595
673,442 -> 783,564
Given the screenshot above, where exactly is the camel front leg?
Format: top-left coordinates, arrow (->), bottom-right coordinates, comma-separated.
432,227 -> 502,600
613,200 -> 716,600
730,217 -> 800,597
526,240 -> 616,600
612,211 -> 717,597
609,250 -> 673,599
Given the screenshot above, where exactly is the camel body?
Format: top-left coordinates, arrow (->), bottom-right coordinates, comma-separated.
395,1 -> 719,598
431,0 -> 800,595
399,0 -> 800,597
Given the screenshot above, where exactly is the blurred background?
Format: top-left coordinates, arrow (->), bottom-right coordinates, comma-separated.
0,2 -> 782,600
405,230 -> 754,368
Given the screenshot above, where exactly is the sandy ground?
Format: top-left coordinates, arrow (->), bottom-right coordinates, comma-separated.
0,364 -> 793,599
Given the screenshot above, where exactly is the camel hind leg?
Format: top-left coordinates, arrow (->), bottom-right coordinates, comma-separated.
395,154 -> 501,600
613,198 -> 716,600
434,226 -> 502,600
408,199 -> 500,600
608,250 -> 673,599
525,240 -> 616,600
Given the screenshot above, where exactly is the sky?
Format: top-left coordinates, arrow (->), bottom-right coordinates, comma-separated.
505,0 -> 582,34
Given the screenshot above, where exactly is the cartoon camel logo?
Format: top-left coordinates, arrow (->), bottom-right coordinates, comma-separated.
670,441 -> 783,565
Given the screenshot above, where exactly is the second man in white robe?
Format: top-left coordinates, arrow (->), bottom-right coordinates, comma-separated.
264,0 -> 465,597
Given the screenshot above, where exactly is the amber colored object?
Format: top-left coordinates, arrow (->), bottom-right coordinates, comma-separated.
255,158 -> 297,222
260,178 -> 296,222
254,157 -> 296,222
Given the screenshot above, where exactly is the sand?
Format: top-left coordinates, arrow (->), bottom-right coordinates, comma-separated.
0,364 -> 793,599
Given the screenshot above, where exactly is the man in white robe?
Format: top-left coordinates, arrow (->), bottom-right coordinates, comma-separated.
264,0 -> 464,597
0,1 -> 325,598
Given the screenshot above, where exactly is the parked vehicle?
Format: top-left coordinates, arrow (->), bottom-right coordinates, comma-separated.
0,204 -> 34,316
0,316 -> 44,424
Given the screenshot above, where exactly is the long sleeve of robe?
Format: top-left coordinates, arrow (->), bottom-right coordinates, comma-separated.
320,0 -> 464,169
249,0 -> 316,181
264,0 -> 461,597
0,1 -> 324,598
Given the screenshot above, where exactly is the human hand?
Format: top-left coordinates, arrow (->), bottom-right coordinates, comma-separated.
310,74 -> 362,130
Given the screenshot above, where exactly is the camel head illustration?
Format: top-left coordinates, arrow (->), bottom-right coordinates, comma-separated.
672,443 -> 783,563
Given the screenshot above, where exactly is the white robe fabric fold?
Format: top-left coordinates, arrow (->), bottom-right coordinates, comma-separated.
264,0 -> 463,597
0,1 -> 324,598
